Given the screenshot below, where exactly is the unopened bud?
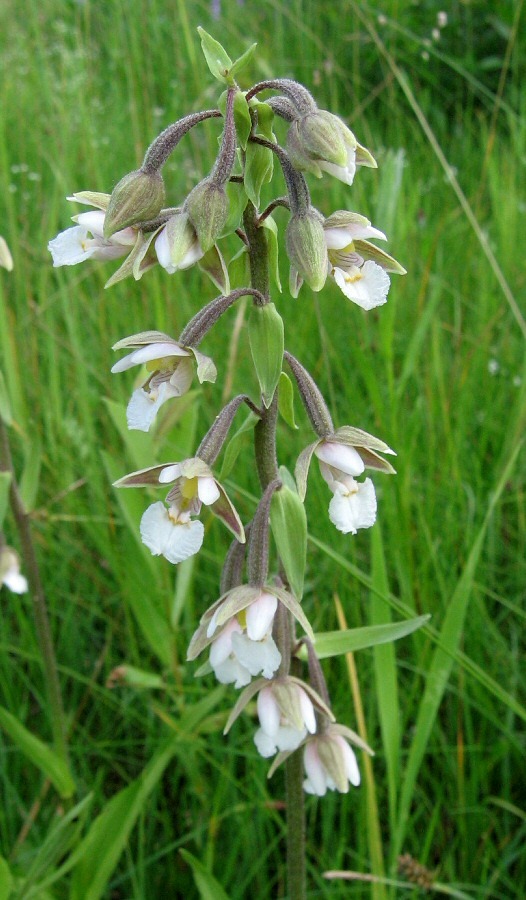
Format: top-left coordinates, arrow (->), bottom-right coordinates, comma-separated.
287,110 -> 376,186
286,209 -> 327,292
103,169 -> 165,238
185,178 -> 229,253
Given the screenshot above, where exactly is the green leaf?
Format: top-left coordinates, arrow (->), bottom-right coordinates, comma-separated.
300,616 -> 430,660
277,372 -> 297,429
248,302 -> 284,407
0,370 -> 12,425
0,706 -> 75,799
233,91 -> 252,150
260,216 -> 281,292
0,856 -> 13,900
197,27 -> 232,84
0,471 -> 11,529
70,738 -> 179,900
221,181 -> 248,236
180,849 -> 230,900
270,468 -> 307,599
229,42 -> 257,80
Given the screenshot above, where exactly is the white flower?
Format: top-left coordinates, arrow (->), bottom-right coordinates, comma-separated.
0,236 -> 14,271
207,590 -> 281,687
315,440 -> 377,534
116,457 -> 244,565
112,332 -> 217,432
254,681 -> 317,758
0,547 -> 28,594
48,210 -> 136,267
303,731 -> 361,796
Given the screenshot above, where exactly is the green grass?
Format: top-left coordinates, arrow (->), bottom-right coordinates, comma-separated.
0,1 -> 524,897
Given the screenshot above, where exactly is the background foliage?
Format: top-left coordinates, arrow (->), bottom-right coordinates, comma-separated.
0,0 -> 524,897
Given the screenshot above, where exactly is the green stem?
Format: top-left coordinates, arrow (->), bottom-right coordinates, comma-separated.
0,418 -> 69,766
244,198 -> 306,899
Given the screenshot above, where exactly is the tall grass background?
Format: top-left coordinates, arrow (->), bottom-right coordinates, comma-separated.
0,0 -> 524,897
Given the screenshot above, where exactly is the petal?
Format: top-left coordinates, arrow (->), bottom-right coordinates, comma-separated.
126,382 -> 178,432
254,728 -> 278,758
324,223 -> 386,250
169,358 -> 195,395
3,568 -> 28,594
336,736 -> 361,787
140,502 -> 204,563
48,226 -> 94,266
298,687 -> 317,734
111,342 -> 189,372
315,440 -> 365,477
154,227 -> 175,272
245,591 -> 277,641
328,478 -> 377,535
209,618 -> 242,666
319,155 -> 355,186
197,476 -> 221,506
332,261 -> 390,311
232,633 -> 281,679
303,743 -> 328,796
75,210 -> 106,237
212,655 -> 252,689
158,464 -> 183,483
257,686 -> 281,736
275,725 -> 306,752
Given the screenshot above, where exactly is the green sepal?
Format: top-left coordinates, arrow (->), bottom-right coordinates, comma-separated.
197,27 -> 233,84
233,91 -> 252,150
248,302 -> 284,407
244,142 -> 273,208
260,215 -> 281,292
227,246 -> 249,288
277,371 -> 298,429
270,467 -> 307,599
221,180 -> 248,236
0,370 -> 12,425
198,244 -> 230,294
229,42 -> 257,79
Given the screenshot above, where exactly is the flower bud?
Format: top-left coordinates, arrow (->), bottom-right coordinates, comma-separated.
185,178 -> 229,253
287,110 -> 376,186
285,210 -> 327,293
103,169 -> 165,238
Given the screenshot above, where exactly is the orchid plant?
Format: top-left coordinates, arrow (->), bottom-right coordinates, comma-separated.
48,29 -> 405,897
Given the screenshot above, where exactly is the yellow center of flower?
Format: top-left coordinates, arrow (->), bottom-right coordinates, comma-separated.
181,476 -> 199,501
145,356 -> 176,373
237,608 -> 247,629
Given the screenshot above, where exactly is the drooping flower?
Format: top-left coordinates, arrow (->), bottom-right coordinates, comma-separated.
0,546 -> 28,594
295,427 -> 396,535
303,725 -> 364,795
154,210 -> 204,273
111,331 -> 217,432
286,109 -> 376,186
187,583 -> 314,689
115,458 -> 244,565
254,679 -> 317,757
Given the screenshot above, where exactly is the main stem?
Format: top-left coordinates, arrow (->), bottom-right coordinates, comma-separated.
243,201 -> 306,899
0,418 -> 69,766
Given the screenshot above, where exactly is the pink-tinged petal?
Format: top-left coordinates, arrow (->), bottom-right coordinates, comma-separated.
140,502 -> 204,563
169,358 -> 194,395
232,633 -> 281,679
328,478 -> 377,535
245,591 -> 277,641
257,686 -> 281,736
197,476 -> 220,506
315,440 -> 365,477
298,687 -> 317,734
48,226 -> 94,266
154,227 -> 174,271
303,743 -> 328,796
209,618 -> 242,666
336,735 -> 361,787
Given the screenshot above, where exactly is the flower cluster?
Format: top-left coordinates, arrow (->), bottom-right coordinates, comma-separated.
48,30 -> 403,798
